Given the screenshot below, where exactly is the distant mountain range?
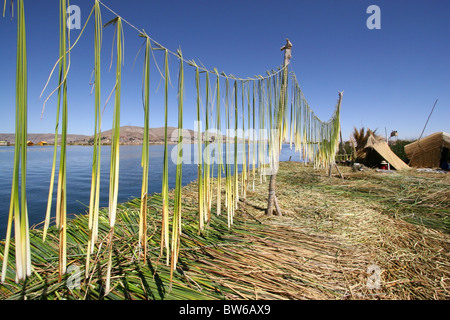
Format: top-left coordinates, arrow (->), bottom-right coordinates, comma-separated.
0,126 -> 232,145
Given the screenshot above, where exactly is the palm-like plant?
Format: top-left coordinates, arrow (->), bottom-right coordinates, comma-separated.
352,127 -> 384,151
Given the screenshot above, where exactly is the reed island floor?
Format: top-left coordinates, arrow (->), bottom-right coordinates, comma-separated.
1,162 -> 449,300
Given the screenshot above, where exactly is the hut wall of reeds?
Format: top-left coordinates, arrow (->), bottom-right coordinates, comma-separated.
404,132 -> 450,168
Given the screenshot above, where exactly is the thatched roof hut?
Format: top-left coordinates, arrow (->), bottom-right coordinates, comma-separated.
404,132 -> 450,168
357,135 -> 409,170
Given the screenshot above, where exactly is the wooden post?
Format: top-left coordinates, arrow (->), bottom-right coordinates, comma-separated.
266,39 -> 292,216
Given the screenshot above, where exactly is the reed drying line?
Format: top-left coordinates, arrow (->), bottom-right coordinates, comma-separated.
1,0 -> 345,293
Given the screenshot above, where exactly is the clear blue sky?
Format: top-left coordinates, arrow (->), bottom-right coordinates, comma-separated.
0,0 -> 449,141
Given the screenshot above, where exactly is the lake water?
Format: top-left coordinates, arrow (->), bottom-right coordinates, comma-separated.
0,143 -> 302,238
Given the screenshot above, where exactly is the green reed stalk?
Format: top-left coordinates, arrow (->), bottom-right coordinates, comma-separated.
214,69 -> 222,216
170,49 -> 184,280
241,81 -> 247,198
86,1 -> 102,277
204,72 -> 211,223
1,0 -> 30,283
139,36 -> 151,261
246,81 -> 251,193
282,71 -> 289,145
105,16 -> 123,293
195,67 -> 204,231
160,49 -> 170,266
252,81 -> 256,190
53,0 -> 70,279
267,77 -> 273,170
233,80 -> 238,211
289,78 -> 294,150
273,70 -> 285,170
258,80 -> 265,182
224,77 -> 233,227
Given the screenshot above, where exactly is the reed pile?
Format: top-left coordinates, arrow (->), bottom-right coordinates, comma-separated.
1,162 -> 449,300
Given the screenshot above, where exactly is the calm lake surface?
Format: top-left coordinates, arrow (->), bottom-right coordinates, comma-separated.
0,144 -> 301,238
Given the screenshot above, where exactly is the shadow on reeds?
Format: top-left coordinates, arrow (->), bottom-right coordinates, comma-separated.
84,258 -> 106,300
111,246 -> 131,300
39,278 -> 49,300
132,259 -> 154,300
146,256 -> 166,300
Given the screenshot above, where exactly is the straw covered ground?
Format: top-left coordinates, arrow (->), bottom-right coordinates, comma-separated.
1,162 -> 449,300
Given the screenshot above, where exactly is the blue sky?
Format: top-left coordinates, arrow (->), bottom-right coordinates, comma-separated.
0,0 -> 449,141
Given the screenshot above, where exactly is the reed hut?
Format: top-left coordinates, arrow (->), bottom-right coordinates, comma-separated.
404,132 -> 450,169
357,135 -> 409,170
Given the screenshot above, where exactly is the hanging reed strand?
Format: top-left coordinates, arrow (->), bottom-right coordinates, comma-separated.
86,0 -> 102,277
160,49 -> 170,266
215,69 -> 222,216
54,0 -> 70,279
224,77 -> 233,227
233,80 -> 239,211
204,71 -> 212,223
1,0 -> 30,283
170,48 -> 184,280
139,35 -> 151,261
36,0 -> 94,278
195,66 -> 204,231
252,81 -> 256,190
241,81 -> 247,198
105,16 -> 124,293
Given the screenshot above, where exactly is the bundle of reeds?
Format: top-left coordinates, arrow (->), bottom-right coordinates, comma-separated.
291,73 -> 342,168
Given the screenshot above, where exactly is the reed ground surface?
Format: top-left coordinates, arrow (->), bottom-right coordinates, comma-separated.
1,162 -> 449,300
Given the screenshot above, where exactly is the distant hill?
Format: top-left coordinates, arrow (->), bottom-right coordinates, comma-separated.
0,126 -> 228,145
98,126 -> 198,145
0,133 -> 90,145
